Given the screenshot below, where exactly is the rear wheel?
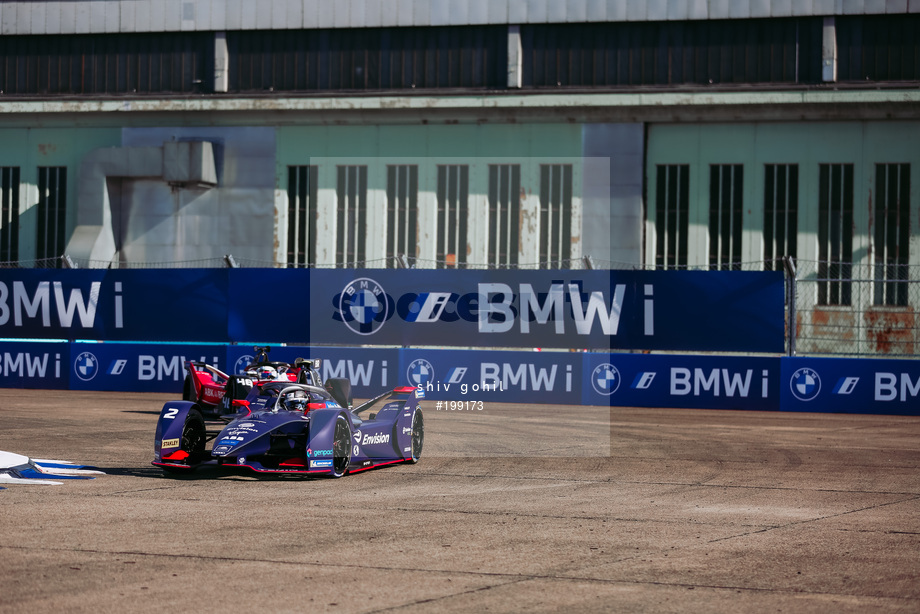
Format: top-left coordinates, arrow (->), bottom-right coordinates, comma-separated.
329,415 -> 351,478
182,374 -> 195,401
408,409 -> 424,464
163,409 -> 206,474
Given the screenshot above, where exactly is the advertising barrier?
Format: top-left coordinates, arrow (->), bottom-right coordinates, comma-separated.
1,340 -> 916,415
310,269 -> 784,353
782,357 -> 920,416
0,340 -> 69,390
0,269 -> 784,353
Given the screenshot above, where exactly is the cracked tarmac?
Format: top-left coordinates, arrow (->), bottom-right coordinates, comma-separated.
0,390 -> 918,613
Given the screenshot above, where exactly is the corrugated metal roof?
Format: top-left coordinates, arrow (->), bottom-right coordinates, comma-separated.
0,0 -> 917,35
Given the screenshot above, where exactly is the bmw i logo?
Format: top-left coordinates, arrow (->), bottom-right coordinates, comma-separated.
339,278 -> 388,335
790,367 -> 821,401
591,363 -> 620,396
234,354 -> 254,374
74,351 -> 99,381
406,359 -> 434,387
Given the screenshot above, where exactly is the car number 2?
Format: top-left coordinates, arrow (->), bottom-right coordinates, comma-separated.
164,407 -> 180,419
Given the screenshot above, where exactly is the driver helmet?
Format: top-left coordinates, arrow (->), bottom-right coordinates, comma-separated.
257,365 -> 277,381
282,389 -> 308,411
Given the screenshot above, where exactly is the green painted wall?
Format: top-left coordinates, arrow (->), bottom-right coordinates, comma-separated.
275,122 -> 586,189
0,127 -> 122,262
646,121 -> 920,268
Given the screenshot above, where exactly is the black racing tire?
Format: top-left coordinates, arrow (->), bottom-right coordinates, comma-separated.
329,415 -> 351,478
182,373 -> 195,402
407,409 -> 424,464
162,408 -> 206,475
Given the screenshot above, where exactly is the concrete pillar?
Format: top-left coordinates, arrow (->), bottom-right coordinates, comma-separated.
822,17 -> 837,82
214,32 -> 229,93
507,25 -> 522,88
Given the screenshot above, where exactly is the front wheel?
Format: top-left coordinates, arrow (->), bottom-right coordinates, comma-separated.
407,409 -> 424,464
162,409 -> 206,475
329,415 -> 351,478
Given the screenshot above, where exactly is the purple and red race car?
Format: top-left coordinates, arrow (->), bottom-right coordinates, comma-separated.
153,347 -> 424,478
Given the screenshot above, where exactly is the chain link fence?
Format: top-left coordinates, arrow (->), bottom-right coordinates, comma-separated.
791,259 -> 920,358
3,254 -> 919,358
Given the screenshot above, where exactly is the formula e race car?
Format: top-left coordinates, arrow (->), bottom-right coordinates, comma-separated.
153,350 -> 424,478
181,346 -> 324,415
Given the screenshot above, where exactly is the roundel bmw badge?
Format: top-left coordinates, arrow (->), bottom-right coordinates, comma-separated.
591,363 -> 620,396
234,354 -> 254,374
406,359 -> 434,388
74,351 -> 99,381
339,278 -> 388,335
789,367 -> 821,401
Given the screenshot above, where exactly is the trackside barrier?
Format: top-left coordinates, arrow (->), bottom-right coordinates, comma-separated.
0,268 -> 784,353
0,341 -> 917,415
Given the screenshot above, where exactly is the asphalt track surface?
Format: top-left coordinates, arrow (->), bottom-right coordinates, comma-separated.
1,390 -> 918,613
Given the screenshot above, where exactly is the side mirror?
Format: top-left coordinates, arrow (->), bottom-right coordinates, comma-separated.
324,378 -> 353,409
